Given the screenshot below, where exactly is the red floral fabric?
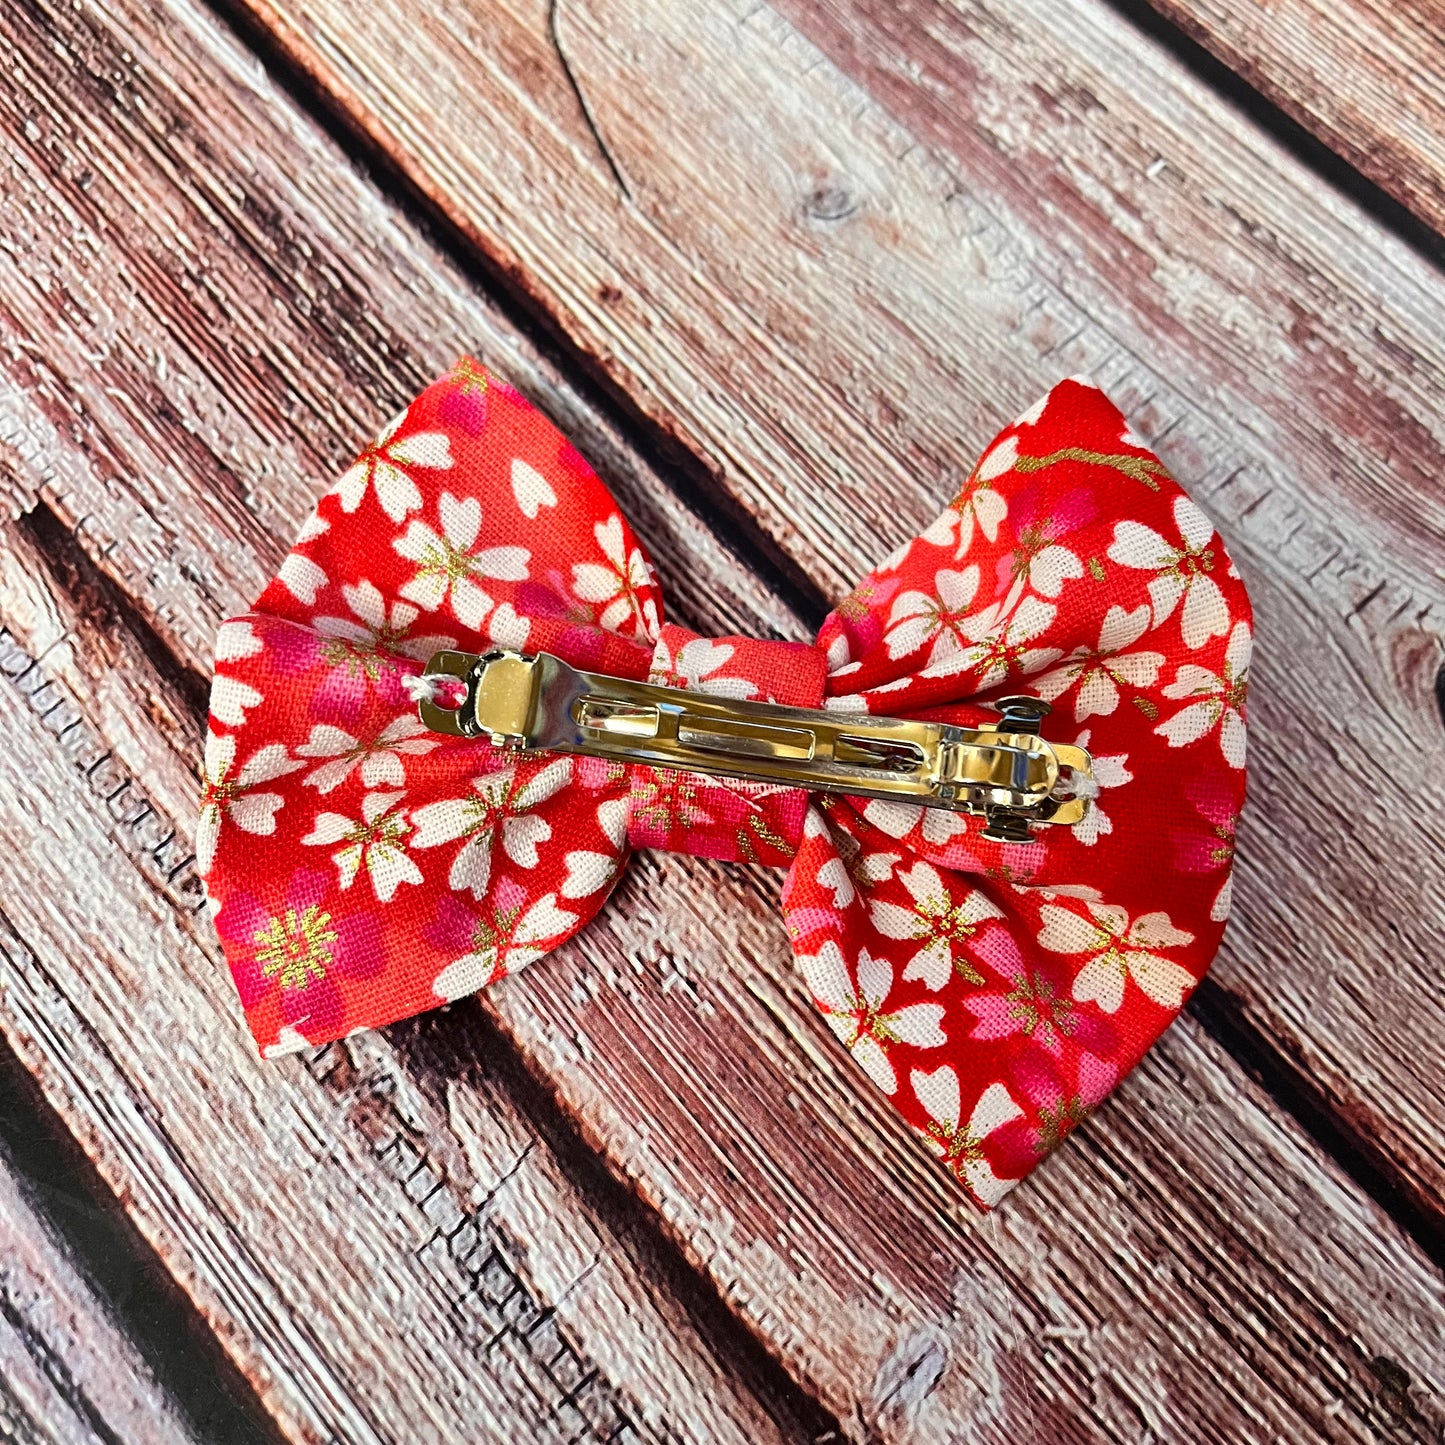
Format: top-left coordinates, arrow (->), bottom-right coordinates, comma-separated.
202,359 -> 1251,1207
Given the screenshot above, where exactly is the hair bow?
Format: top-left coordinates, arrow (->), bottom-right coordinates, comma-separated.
202,360 -> 1250,1207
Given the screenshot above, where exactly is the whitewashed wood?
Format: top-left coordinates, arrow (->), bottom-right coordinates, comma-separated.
1146,0 -> 1445,235
231,0 -> 1445,1223
0,1152 -> 204,1445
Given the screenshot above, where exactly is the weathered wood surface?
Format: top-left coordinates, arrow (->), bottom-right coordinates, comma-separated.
1,0 -> 1443,1443
0,1149 -> 203,1445
1139,0 -> 1445,237
231,0 -> 1445,1230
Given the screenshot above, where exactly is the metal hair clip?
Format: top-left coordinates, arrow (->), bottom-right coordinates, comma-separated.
416,649 -> 1094,844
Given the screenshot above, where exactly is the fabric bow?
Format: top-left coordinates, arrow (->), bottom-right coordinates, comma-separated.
202,360 -> 1250,1206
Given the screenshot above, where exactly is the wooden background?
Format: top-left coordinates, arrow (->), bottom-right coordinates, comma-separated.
1,0 -> 1443,1439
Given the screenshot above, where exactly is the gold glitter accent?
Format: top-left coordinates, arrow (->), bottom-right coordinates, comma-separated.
254,905 -> 337,991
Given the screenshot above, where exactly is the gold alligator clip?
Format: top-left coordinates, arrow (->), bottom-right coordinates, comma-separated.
416,648 -> 1094,844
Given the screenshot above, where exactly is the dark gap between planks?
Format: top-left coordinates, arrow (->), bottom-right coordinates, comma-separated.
1104,0 -> 1445,274
391,1007 -> 844,1445
0,1017 -> 287,1445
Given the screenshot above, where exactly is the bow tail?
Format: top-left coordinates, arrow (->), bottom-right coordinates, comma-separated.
203,612 -> 631,1055
783,800 -> 1166,1207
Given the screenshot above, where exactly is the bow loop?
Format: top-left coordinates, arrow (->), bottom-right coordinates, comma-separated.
203,359 -> 1251,1207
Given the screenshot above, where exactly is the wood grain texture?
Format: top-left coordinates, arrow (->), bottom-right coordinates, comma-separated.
2,2 -> 1445,1444
1136,0 -> 1445,237
223,0 -> 1445,1231
0,1151 -> 203,1445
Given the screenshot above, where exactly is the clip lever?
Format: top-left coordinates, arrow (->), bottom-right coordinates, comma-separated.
417,649 -> 1093,843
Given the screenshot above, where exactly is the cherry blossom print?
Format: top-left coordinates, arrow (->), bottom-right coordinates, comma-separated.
869,862 -> 1004,990
1108,493 -> 1230,649
197,733 -> 303,877
393,490 -> 530,628
1032,605 -> 1165,720
333,409 -> 455,522
204,362 -> 1251,1208
648,636 -> 757,699
1038,902 -> 1197,1014
926,594 -> 1061,686
296,715 -> 439,794
571,515 -> 659,639
278,513 -> 330,605
800,942 -> 947,1093
883,565 -> 981,663
1008,1044 -> 1119,1157
302,790 -> 422,903
410,757 -> 572,898
1156,620 -> 1251,768
217,867 -> 382,1039
961,931 -> 1115,1058
1174,773 -> 1239,922
1066,729 -> 1132,848
316,581 -> 456,670
999,511 -> 1084,605
511,458 -> 557,519
429,884 -> 579,1000
209,625 -> 264,727
921,441 -> 1011,559
910,1068 -> 1032,1206
560,798 -> 628,899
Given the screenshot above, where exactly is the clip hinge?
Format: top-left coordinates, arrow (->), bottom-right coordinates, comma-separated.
417,649 -> 1093,844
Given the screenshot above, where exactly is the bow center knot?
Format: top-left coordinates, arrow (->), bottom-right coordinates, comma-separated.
625,625 -> 828,864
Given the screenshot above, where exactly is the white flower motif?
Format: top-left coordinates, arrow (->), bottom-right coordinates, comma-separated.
925,595 -> 1061,686
922,439 -> 1013,560
302,790 -> 422,902
911,1067 -> 1023,1206
1107,495 -> 1229,649
648,637 -> 757,699
1155,620 -> 1250,769
1069,729 -> 1131,847
799,942 -> 946,1094
333,410 -> 454,522
209,674 -> 263,727
870,862 -> 1004,990
410,758 -> 572,898
858,798 -> 971,850
511,458 -> 557,519
1032,605 -> 1165,720
196,733 -> 303,876
1038,902 -> 1196,1014
1004,517 -> 1083,602
432,892 -> 579,1000
315,581 -> 455,670
884,565 -> 981,663
571,515 -> 659,639
393,491 -> 530,628
297,715 -> 439,793
560,798 -> 629,899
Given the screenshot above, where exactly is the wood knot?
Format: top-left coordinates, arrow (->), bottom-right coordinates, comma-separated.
803,184 -> 859,224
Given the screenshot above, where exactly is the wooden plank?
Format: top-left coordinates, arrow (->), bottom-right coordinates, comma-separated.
0,1150 -> 204,1445
224,0 -> 1445,1230
1133,0 -> 1445,238
4,590 -> 1445,1445
2,5 -> 1445,1445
